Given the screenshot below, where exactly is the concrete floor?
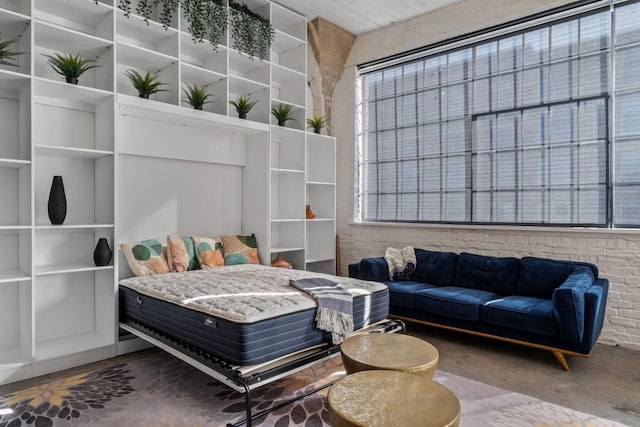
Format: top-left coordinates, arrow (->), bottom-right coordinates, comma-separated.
406,322 -> 640,426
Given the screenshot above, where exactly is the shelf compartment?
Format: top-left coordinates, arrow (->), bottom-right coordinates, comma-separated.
33,230 -> 113,274
228,49 -> 270,85
34,0 -> 114,40
270,220 -> 304,255
271,170 -> 304,220
271,63 -> 305,108
268,248 -> 305,270
179,31 -> 227,74
34,155 -> 114,225
33,20 -> 114,92
228,75 -> 270,124
270,125 -> 305,171
115,47 -> 178,105
0,9 -> 31,74
0,229 -> 31,281
307,134 -> 336,184
0,165 -> 30,227
34,268 -> 114,361
270,99 -> 305,130
116,9 -> 179,57
271,3 -> 306,41
306,220 -> 335,263
305,259 -> 335,275
180,62 -> 226,115
271,31 -> 305,74
0,280 -> 31,370
307,184 -> 336,220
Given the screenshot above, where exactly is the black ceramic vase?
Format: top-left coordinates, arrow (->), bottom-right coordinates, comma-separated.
93,238 -> 112,266
47,175 -> 67,225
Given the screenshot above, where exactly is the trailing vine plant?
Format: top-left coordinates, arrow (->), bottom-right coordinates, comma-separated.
118,0 -> 228,49
229,0 -> 274,61
182,0 -> 226,47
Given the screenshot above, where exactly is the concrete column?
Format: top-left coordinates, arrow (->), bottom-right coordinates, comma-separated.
307,18 -> 355,135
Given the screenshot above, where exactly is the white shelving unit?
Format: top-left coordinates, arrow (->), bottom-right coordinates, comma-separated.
0,0 -> 336,384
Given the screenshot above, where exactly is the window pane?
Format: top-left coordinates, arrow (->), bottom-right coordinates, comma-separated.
360,6 -> 612,226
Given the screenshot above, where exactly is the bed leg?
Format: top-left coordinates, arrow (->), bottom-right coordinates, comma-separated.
227,382 -> 253,427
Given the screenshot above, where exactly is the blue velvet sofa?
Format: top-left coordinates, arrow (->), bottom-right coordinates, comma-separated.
349,250 -> 609,370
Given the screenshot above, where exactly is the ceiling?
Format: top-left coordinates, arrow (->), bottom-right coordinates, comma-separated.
272,0 -> 464,35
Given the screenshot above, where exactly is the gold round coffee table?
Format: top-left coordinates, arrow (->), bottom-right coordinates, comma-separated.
328,370 -> 461,427
340,333 -> 439,378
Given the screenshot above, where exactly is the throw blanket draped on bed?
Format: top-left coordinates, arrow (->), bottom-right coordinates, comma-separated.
290,278 -> 354,344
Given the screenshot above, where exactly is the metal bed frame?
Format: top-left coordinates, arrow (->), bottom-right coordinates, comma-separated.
120,318 -> 405,427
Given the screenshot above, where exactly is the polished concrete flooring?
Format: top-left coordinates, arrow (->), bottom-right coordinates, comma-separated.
407,322 -> 640,426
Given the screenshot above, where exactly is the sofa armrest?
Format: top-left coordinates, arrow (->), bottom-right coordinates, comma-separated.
349,257 -> 390,281
552,267 -> 595,343
579,278 -> 609,353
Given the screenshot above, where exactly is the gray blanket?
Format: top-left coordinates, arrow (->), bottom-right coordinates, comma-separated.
290,278 -> 354,344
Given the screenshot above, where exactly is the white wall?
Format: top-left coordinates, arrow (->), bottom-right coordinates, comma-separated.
331,0 -> 640,350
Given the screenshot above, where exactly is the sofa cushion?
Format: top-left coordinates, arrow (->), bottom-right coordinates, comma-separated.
454,252 -> 520,295
480,296 -> 559,336
414,286 -> 502,321
411,249 -> 459,286
553,267 -> 595,343
517,257 -> 598,298
385,281 -> 438,308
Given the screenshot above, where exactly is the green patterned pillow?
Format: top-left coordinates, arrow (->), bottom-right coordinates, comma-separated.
221,234 -> 260,265
167,235 -> 199,272
193,236 -> 224,269
120,238 -> 170,276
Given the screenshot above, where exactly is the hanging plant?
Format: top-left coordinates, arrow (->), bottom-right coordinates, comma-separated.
182,0 -> 227,48
118,0 -> 227,49
229,0 -> 274,61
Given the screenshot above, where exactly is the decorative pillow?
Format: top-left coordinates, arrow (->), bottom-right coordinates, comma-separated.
221,234 -> 260,265
193,236 -> 224,269
384,246 -> 416,281
167,235 -> 199,272
120,238 -> 170,276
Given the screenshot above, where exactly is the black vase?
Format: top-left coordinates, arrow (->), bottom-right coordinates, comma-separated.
66,76 -> 78,85
93,238 -> 112,266
47,175 -> 67,225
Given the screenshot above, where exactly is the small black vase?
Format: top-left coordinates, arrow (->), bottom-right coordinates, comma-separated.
47,175 -> 67,225
66,76 -> 78,85
93,238 -> 112,266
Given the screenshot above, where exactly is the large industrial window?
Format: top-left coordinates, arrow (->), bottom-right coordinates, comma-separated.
358,0 -> 640,227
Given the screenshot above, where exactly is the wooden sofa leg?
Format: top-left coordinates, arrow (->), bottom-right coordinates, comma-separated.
552,351 -> 570,371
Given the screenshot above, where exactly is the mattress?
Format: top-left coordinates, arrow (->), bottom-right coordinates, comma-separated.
119,264 -> 389,366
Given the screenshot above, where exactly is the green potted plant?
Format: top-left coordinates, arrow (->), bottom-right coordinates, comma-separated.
0,37 -> 25,67
183,83 -> 211,110
230,95 -> 258,119
124,69 -> 168,99
271,103 -> 296,127
306,114 -> 327,134
44,52 -> 100,84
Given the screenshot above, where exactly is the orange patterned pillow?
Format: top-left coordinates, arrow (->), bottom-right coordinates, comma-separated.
167,235 -> 199,272
193,236 -> 224,269
220,234 -> 260,265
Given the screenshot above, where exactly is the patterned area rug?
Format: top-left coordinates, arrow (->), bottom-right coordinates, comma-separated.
0,349 -> 628,427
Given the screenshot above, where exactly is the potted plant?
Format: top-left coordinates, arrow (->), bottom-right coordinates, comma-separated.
306,114 -> 327,134
44,52 -> 100,84
271,103 -> 296,127
183,83 -> 211,110
230,95 -> 258,119
124,69 -> 168,99
0,37 -> 25,67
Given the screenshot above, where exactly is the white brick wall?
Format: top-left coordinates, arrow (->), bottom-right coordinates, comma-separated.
328,0 -> 640,351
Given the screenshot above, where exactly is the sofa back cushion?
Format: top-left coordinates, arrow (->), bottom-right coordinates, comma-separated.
411,249 -> 459,286
454,252 -> 520,295
517,257 -> 598,298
